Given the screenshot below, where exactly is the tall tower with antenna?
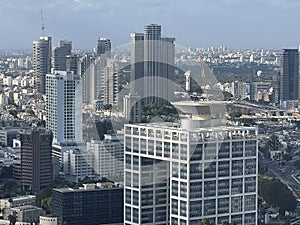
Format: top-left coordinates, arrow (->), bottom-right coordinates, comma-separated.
33,11 -> 52,95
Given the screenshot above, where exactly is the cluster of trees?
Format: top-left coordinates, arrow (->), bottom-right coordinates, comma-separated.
0,165 -> 13,179
0,181 -> 21,198
141,103 -> 179,123
95,119 -> 114,140
229,111 -> 242,121
258,176 -> 297,215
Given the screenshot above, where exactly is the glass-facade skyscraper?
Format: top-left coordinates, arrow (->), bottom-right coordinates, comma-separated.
131,24 -> 175,105
280,49 -> 299,102
124,101 -> 258,225
52,40 -> 72,71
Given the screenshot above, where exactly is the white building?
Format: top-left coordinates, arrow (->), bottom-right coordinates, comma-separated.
3,77 -> 12,87
124,101 -> 258,225
0,220 -> 33,225
232,81 -> 247,100
0,195 -> 36,210
123,93 -> 141,123
87,138 -> 123,179
63,149 -> 94,183
39,216 -> 57,225
101,59 -> 119,106
46,71 -> 82,161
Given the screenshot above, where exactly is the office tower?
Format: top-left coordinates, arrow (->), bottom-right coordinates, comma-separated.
46,71 -> 82,159
280,49 -> 299,102
95,38 -> 111,57
92,56 -> 109,103
66,54 -> 79,74
87,137 -> 123,179
130,24 -> 175,105
100,59 -> 119,105
124,101 -> 258,225
78,54 -> 95,104
33,36 -> 52,94
123,93 -> 142,123
52,183 -> 123,225
130,32 -> 144,96
20,128 -> 53,191
52,40 -> 72,71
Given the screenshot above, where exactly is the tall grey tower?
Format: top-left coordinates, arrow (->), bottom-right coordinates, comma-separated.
53,40 -> 72,71
95,38 -> 111,57
33,36 -> 52,94
280,49 -> 299,103
131,24 -> 175,105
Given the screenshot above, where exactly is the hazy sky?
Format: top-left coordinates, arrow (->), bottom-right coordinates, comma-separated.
0,0 -> 299,50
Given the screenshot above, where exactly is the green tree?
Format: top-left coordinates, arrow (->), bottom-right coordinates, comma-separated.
8,110 -> 18,118
229,111 -> 242,120
199,218 -> 211,225
222,222 -> 230,225
223,91 -> 233,101
95,120 -> 113,140
141,103 -> 179,123
103,104 -> 112,110
0,165 -> 13,178
8,214 -> 17,225
26,109 -> 35,116
41,197 -> 52,214
258,176 -> 297,214
36,187 -> 52,206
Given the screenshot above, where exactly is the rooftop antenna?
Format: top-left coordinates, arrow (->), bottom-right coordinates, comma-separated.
41,11 -> 45,37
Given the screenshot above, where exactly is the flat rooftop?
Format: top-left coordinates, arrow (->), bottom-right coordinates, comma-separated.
126,122 -> 257,132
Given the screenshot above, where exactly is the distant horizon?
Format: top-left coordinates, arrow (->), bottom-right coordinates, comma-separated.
1,0 -> 300,50
0,45 -> 290,52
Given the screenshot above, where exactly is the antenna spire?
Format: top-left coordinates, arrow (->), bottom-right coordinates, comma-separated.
41,11 -> 45,37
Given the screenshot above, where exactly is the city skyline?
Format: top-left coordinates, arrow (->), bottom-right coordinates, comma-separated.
1,0 -> 300,50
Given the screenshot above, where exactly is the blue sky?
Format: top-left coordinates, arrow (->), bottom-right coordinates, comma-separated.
0,0 -> 299,50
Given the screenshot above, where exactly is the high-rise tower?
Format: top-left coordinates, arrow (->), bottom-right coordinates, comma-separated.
95,38 -> 111,57
20,128 -> 53,192
33,36 -> 52,94
100,59 -> 119,105
53,40 -> 72,71
280,49 -> 299,103
46,70 -> 82,145
124,101 -> 258,225
131,24 -> 175,105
